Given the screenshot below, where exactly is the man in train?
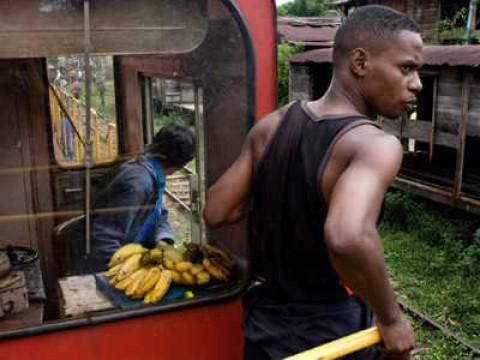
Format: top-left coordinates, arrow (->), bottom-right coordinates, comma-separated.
204,5 -> 421,360
71,123 -> 195,274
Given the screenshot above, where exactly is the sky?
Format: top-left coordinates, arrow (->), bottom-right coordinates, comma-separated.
276,0 -> 292,6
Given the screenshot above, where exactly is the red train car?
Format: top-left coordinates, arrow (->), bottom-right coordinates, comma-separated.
0,1 -> 277,359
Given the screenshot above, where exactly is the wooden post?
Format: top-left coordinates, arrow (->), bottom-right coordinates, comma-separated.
453,72 -> 472,198
429,77 -> 438,162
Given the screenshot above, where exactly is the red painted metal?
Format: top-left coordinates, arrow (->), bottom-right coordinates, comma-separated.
0,1 -> 277,359
236,0 -> 278,119
0,301 -> 244,360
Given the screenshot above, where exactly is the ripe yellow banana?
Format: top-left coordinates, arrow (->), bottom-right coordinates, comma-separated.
162,245 -> 184,262
203,258 -> 230,281
163,258 -> 176,270
170,270 -> 182,284
144,270 -> 172,304
115,267 -> 145,291
149,248 -> 164,263
135,267 -> 162,297
125,268 -> 149,297
109,243 -> 147,268
189,264 -> 204,276
114,253 -> 143,282
181,271 -> 195,286
105,263 -> 122,278
195,271 -> 210,285
175,261 -> 193,273
201,244 -> 235,270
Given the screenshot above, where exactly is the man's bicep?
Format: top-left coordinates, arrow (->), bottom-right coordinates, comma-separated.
326,138 -> 402,235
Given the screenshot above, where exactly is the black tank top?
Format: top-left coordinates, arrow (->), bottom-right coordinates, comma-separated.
251,100 -> 380,303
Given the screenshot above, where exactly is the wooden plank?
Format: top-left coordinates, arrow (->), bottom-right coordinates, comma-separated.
382,118 -> 457,148
454,72 -> 472,197
429,77 -> 438,161
58,275 -> 114,317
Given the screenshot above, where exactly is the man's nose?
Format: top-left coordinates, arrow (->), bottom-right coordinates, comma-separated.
409,71 -> 423,94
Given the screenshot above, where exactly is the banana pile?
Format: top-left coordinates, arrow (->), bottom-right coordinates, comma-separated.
104,242 -> 235,304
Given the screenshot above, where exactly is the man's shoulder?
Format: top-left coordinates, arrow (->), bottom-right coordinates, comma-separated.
116,159 -> 155,189
249,101 -> 296,144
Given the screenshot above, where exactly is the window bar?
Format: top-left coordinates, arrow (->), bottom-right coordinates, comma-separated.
84,0 -> 93,254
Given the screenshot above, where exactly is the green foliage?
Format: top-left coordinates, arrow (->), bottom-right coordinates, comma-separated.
277,0 -> 332,17
382,190 -> 480,280
154,108 -> 193,133
435,6 -> 480,44
277,43 -> 303,106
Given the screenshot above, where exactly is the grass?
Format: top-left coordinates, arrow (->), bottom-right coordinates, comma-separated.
380,191 -> 480,358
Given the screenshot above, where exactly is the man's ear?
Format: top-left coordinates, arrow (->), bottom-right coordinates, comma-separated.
350,48 -> 369,77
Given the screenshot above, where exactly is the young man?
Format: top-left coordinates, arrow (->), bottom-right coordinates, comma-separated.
204,5 -> 422,360
71,123 -> 195,274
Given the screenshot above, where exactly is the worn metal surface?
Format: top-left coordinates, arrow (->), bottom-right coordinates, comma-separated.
290,45 -> 480,67
277,16 -> 340,47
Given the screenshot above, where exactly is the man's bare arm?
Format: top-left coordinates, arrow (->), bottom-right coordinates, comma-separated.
203,130 -> 255,228
324,132 -> 415,357
204,106 -> 289,228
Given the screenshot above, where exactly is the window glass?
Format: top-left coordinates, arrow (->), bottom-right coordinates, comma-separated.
47,55 -> 118,166
0,0 -> 250,334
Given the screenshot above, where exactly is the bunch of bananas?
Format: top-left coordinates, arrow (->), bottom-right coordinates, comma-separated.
105,243 -> 172,304
104,242 -> 235,305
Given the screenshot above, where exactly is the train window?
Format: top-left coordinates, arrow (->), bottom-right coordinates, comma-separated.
142,76 -> 207,247
0,0 -> 251,336
47,55 -> 118,166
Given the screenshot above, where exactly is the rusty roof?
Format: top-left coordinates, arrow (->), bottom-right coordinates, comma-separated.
278,16 -> 341,47
290,45 -> 480,67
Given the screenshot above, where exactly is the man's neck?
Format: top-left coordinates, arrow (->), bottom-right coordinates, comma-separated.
309,77 -> 375,119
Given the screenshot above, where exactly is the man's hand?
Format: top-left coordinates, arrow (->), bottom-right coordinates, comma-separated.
377,312 -> 415,359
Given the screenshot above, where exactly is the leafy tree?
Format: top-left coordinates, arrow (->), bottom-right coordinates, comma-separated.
277,43 -> 303,106
277,0 -> 332,17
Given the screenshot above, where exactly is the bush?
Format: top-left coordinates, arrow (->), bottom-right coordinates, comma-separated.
277,43 -> 303,106
382,190 -> 480,275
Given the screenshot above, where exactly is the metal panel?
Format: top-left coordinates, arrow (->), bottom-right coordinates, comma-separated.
0,0 -> 208,58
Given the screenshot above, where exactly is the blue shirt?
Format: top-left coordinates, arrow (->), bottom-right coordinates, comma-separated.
77,155 -> 173,272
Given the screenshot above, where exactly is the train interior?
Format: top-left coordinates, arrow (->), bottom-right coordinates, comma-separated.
0,0 -> 251,333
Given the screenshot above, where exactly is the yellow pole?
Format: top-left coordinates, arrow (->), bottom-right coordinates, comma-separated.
284,327 -> 381,360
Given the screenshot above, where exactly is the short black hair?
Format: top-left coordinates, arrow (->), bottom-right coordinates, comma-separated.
333,5 -> 421,64
148,123 -> 196,168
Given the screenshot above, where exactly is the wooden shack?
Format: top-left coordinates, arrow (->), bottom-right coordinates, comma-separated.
290,45 -> 480,214
330,0 -> 477,43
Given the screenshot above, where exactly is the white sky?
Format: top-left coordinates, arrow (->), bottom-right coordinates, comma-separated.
276,0 -> 293,5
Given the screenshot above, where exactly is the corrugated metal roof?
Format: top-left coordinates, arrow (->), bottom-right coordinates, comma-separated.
290,45 -> 480,67
278,16 -> 341,46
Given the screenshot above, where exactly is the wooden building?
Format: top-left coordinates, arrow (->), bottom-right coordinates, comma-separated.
277,16 -> 341,49
289,45 -> 480,214
331,0 -> 477,43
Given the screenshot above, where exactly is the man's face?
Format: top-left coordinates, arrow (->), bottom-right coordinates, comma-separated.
362,30 -> 424,118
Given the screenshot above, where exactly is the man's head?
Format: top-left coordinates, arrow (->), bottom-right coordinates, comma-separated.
333,5 -> 424,118
148,123 -> 196,173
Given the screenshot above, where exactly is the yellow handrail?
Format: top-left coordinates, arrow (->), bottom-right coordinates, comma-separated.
284,327 -> 381,360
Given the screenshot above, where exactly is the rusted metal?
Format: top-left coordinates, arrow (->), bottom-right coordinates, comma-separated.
398,297 -> 480,356
453,72 -> 472,198
290,45 -> 480,67
277,16 -> 340,47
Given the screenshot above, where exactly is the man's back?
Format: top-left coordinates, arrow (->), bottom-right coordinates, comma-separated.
250,100 -> 385,302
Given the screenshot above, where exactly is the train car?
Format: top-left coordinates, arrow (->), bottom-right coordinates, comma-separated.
0,1 -> 277,359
